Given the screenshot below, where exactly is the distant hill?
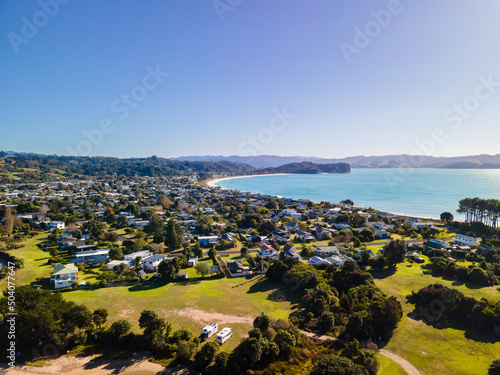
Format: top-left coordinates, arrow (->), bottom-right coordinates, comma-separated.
174,154 -> 500,169
0,152 -> 255,183
257,162 -> 350,174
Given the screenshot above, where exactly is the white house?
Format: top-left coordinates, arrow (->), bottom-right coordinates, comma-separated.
124,250 -> 153,261
454,234 -> 478,246
281,209 -> 301,220
198,236 -> 219,247
188,256 -> 199,266
283,243 -> 302,261
71,249 -> 110,264
108,259 -> 133,270
48,221 -> 66,230
411,222 -> 434,229
51,264 -> 79,289
141,254 -> 167,272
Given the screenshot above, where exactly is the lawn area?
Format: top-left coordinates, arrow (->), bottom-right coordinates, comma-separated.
63,275 -> 297,352
373,258 -> 500,375
377,354 -> 405,375
0,232 -> 53,289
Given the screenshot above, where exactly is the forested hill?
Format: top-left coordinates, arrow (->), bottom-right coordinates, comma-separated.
0,153 -> 254,182
257,162 -> 351,174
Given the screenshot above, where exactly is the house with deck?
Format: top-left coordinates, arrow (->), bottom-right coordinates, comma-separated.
51,264 -> 79,289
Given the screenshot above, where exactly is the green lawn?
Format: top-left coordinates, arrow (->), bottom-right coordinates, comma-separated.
373,259 -> 500,375
0,233 -> 53,289
377,354 -> 406,375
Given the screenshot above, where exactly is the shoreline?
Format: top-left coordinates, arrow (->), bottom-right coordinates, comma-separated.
203,174 -> 447,221
204,173 -> 291,188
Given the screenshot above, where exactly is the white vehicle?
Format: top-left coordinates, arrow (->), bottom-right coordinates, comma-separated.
201,322 -> 218,340
216,327 -> 232,344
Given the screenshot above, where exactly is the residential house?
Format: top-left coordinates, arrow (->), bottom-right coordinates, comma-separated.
47,221 -> 66,230
258,244 -> 279,258
250,234 -> 268,245
227,259 -> 250,274
454,234 -> 478,247
71,249 -> 110,264
308,256 -> 330,266
412,222 -> 434,229
283,243 -> 302,261
374,229 -> 389,239
141,254 -> 167,272
272,229 -> 291,244
51,264 -> 79,289
295,230 -> 315,242
315,246 -> 340,258
108,259 -> 133,270
198,236 -> 219,247
281,209 -> 301,220
427,239 -> 449,249
124,250 -> 153,261
284,221 -> 299,232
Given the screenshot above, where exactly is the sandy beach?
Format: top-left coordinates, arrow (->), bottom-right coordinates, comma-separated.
204,173 -> 291,188
1,353 -> 195,375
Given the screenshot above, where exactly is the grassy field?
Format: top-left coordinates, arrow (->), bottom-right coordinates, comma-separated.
373,258 -> 500,375
377,353 -> 406,375
63,276 -> 297,352
0,233 -> 53,289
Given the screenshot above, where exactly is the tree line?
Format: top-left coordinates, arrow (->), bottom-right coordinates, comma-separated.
458,197 -> 500,227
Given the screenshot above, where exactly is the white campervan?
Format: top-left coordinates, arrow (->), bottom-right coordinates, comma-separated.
201,322 -> 218,340
216,327 -> 232,344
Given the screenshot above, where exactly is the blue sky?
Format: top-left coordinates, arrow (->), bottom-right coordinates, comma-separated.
1,0 -> 500,158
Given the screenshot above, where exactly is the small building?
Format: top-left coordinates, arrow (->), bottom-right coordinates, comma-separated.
51,264 -> 79,289
426,239 -> 449,249
188,256 -> 199,266
178,272 -> 189,280
454,234 -> 478,247
374,229 -> 389,239
227,260 -> 250,274
48,221 -> 66,230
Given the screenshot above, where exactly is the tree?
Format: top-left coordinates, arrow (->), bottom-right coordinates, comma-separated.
488,359 -> 500,375
92,308 -> 108,329
194,341 -> 219,369
194,262 -> 211,278
440,212 -> 454,224
310,354 -> 364,375
208,246 -> 218,261
158,257 -> 181,282
383,239 -> 406,268
105,232 -> 119,243
193,242 -> 203,258
176,340 -> 196,363
82,220 -> 107,239
254,314 -> 271,331
352,236 -> 361,248
241,246 -> 249,257
109,247 -> 124,260
2,207 -> 14,237
148,243 -> 164,254
214,352 -> 229,374
109,319 -> 131,339
139,310 -> 160,329
165,219 -> 181,249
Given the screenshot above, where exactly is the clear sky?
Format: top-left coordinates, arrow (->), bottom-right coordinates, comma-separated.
1,0 -> 500,159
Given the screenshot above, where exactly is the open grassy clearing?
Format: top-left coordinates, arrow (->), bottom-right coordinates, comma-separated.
63,276 -> 297,352
0,233 -> 53,289
377,353 -> 406,375
373,258 -> 500,375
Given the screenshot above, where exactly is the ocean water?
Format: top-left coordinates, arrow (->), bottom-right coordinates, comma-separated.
215,169 -> 500,220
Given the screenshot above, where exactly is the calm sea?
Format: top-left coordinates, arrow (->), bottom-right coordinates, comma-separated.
215,169 -> 500,220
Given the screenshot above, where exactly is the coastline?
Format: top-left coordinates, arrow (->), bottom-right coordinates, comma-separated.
204,173 -> 291,188
203,174 -> 445,221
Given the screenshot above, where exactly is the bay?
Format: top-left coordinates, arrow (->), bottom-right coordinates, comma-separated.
214,169 -> 500,220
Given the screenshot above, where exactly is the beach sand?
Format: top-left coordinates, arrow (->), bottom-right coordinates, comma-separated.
204,173 -> 290,188
1,353 -> 195,375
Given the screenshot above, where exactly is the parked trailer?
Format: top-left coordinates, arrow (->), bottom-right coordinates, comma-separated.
201,322 -> 218,340
216,327 -> 232,344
